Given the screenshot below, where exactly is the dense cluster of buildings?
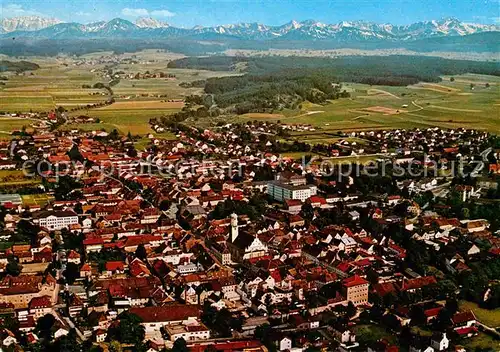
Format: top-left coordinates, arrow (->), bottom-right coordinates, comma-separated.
0,120 -> 498,351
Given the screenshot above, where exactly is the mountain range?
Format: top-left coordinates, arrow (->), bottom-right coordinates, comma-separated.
0,16 -> 62,33
1,16 -> 499,42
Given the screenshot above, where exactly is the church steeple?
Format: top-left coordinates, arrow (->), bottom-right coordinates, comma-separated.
231,213 -> 239,242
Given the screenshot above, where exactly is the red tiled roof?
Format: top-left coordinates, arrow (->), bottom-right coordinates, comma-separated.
452,311 -> 476,325
129,305 -> 201,323
401,276 -> 437,291
80,263 -> 91,272
455,326 -> 478,335
48,155 -> 70,163
308,196 -> 326,205
105,261 -> 125,272
122,235 -> 162,247
489,248 -> 500,256
83,238 -> 104,246
424,307 -> 443,317
342,274 -> 368,288
336,262 -> 350,273
373,282 -> 397,297
29,296 -> 52,309
129,259 -> 151,277
388,195 -> 401,200
67,250 -> 80,259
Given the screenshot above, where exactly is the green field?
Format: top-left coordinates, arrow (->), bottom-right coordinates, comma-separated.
1,51 -> 238,135
2,53 -> 499,137
21,194 -> 55,207
233,74 -> 500,134
0,170 -> 41,187
354,324 -> 397,345
67,108 -> 181,134
133,132 -> 178,151
0,117 -> 37,138
0,59 -> 108,112
459,300 -> 500,328
462,332 -> 499,351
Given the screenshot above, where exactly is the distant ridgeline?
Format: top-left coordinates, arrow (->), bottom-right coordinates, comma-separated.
0,60 -> 40,72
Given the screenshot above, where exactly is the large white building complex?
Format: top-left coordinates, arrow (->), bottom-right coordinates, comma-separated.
267,171 -> 317,202
34,210 -> 79,231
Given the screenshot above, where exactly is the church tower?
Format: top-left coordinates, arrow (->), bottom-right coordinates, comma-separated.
230,213 -> 239,242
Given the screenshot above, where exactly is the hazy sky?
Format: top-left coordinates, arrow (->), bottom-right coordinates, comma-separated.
1,0 -> 499,27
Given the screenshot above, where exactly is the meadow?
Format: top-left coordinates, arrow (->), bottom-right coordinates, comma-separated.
232,73 -> 500,141
0,57 -> 107,112
0,117 -> 37,139
1,51 -> 238,136
1,52 -> 499,138
21,193 -> 54,207
0,170 -> 41,187
459,300 -> 500,329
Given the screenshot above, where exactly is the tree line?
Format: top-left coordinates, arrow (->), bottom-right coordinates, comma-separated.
169,55 -> 500,85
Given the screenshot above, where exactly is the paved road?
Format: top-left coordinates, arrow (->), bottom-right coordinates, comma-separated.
477,321 -> 500,338
62,316 -> 86,341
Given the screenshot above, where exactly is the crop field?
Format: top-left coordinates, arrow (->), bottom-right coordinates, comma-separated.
134,132 -> 178,151
112,68 -> 237,99
0,117 -> 37,138
459,300 -> 500,328
98,101 -> 184,110
21,194 -> 54,207
2,52 -> 499,138
68,99 -> 185,134
0,170 -> 41,187
67,107 -> 182,134
242,112 -> 286,119
1,52 -> 238,135
235,74 -> 500,135
0,60 -> 108,112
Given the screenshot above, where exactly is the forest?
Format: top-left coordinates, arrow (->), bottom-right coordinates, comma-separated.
169,55 -> 500,84
0,60 -> 40,72
0,38 -> 226,57
168,55 -> 500,114
205,69 -> 350,112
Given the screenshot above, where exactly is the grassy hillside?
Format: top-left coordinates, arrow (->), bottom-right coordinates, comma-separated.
0,60 -> 40,72
190,73 -> 500,135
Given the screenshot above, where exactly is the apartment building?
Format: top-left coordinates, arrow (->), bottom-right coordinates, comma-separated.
267,172 -> 317,202
342,275 -> 369,306
34,210 -> 79,231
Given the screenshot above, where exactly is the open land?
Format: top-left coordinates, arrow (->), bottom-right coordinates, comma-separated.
0,170 -> 41,187
224,48 -> 500,62
0,50 -> 239,135
0,47 -> 499,352
459,300 -> 500,329
1,53 -> 499,138
226,74 -> 500,147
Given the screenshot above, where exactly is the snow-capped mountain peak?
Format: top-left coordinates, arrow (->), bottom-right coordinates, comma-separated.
0,16 -> 62,33
135,17 -> 170,29
1,16 -> 498,41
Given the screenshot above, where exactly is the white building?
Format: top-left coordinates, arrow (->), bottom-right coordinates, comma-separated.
431,333 -> 449,351
267,172 -> 317,202
129,305 -> 203,340
177,263 -> 199,275
34,210 -> 79,231
165,323 -> 210,342
268,181 -> 317,203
